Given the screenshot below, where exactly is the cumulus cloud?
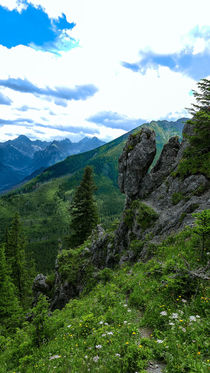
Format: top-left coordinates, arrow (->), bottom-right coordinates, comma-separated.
0,78 -> 98,101
0,0 -> 209,141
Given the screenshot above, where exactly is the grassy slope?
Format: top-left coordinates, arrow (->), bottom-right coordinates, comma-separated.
0,120 -> 185,273
0,226 -> 209,373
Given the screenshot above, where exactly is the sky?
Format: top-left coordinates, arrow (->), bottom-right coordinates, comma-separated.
0,0 -> 209,142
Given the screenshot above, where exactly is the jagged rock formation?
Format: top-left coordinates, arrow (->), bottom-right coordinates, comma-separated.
118,128 -> 156,198
115,121 -> 210,254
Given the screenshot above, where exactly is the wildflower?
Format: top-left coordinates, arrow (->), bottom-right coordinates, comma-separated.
189,316 -> 196,322
124,304 -> 128,307
115,353 -> 121,357
157,339 -> 163,344
196,315 -> 200,319
104,322 -> 108,326
138,345 -> 143,348
179,320 -> 183,322
93,356 -> 99,363
107,331 -> 113,335
49,355 -> 61,360
125,342 -> 129,344
182,328 -> 186,332
160,311 -> 167,316
85,355 -> 88,359
67,324 -> 71,328
132,332 -> 136,335
182,299 -> 187,303
171,313 -> 178,319
96,345 -> 102,349
127,309 -> 131,312
169,322 -> 174,326
99,321 -> 104,325
124,321 -> 127,324
102,333 -> 106,337
197,352 -> 201,355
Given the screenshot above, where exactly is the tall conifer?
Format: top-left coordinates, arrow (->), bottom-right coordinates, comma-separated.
69,166 -> 98,247
0,244 -> 22,331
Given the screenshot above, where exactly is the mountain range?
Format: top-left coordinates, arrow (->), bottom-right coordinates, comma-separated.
0,118 -> 187,272
0,135 -> 105,193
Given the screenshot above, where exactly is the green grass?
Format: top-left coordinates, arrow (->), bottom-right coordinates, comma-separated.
0,222 -> 209,373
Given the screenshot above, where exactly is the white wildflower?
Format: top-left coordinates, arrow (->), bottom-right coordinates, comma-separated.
157,340 -> 163,344
107,331 -> 113,335
85,355 -> 88,359
169,322 -> 175,326
189,316 -> 196,322
196,315 -> 200,319
67,324 -> 71,328
171,313 -> 178,319
99,321 -> 104,325
93,356 -> 99,363
104,322 -> 108,326
182,328 -> 186,332
160,311 -> 167,316
115,353 -> 121,357
124,304 -> 128,307
96,345 -> 102,349
102,333 -> 106,337
124,321 -> 127,324
182,299 -> 187,303
127,309 -> 131,312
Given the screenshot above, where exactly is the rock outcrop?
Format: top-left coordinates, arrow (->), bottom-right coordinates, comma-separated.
118,128 -> 156,198
115,121 -> 210,254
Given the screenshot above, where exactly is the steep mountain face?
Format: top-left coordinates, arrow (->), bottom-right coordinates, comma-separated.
0,135 -> 105,193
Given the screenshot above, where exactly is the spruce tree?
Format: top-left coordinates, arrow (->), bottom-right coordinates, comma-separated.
177,78 -> 210,177
0,244 -> 22,332
5,213 -> 32,307
69,166 -> 98,247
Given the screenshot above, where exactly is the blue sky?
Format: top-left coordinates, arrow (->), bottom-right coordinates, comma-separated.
0,0 -> 209,142
0,4 -> 75,50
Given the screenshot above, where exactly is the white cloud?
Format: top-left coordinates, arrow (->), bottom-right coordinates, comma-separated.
0,0 -> 209,141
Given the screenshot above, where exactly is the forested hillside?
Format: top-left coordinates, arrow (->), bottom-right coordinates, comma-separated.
0,119 -> 185,273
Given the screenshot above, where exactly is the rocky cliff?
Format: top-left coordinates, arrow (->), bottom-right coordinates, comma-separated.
33,121 -> 210,309
115,122 -> 210,258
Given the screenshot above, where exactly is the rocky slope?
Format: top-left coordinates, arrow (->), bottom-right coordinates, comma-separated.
33,120 -> 209,309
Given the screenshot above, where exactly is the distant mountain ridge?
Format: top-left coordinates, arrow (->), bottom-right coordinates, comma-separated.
0,135 -> 105,192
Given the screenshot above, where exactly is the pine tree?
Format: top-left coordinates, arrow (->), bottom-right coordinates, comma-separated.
69,166 -> 98,248
0,244 -> 22,332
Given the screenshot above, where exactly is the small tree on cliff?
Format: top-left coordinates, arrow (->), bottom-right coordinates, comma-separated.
177,78 -> 210,177
69,166 -> 98,248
